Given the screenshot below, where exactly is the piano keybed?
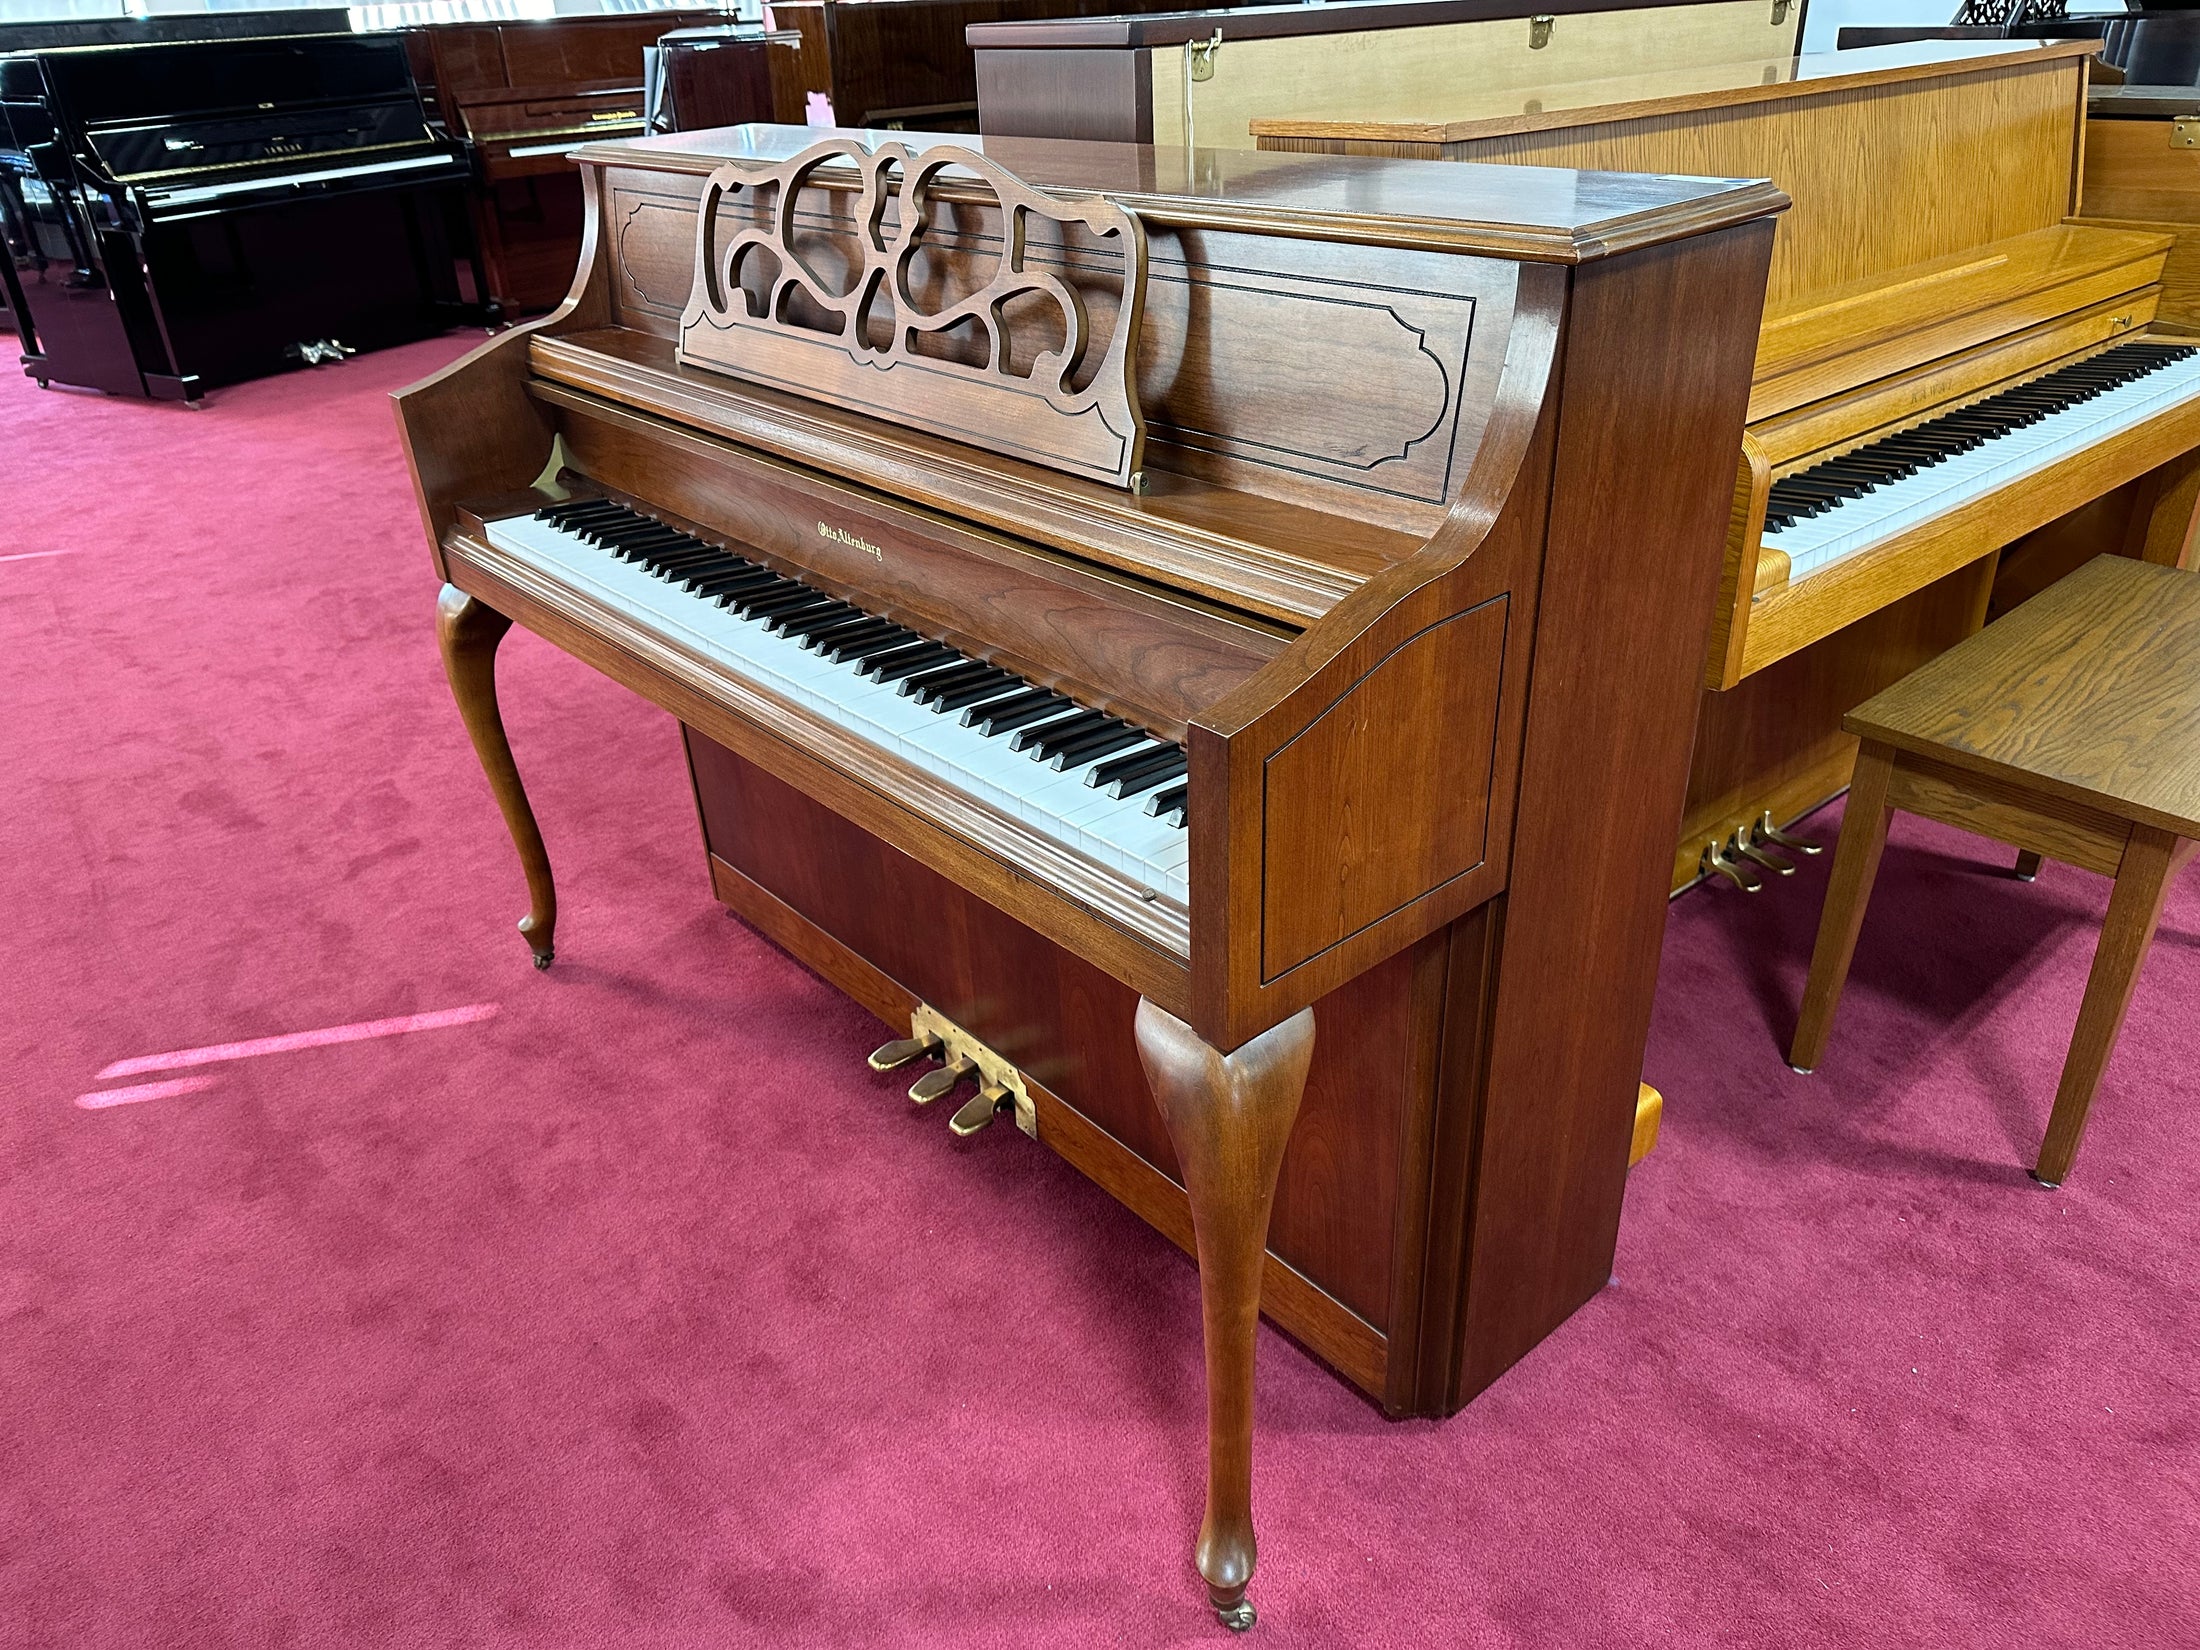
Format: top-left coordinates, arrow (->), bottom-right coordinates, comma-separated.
488,497 -> 1193,902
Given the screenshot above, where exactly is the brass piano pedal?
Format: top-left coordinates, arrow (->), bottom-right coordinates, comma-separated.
1731,829 -> 1795,877
1756,810 -> 1823,855
948,1084 -> 1011,1138
867,1033 -> 943,1072
884,1005 -> 1039,1138
909,1058 -> 976,1105
1701,838 -> 1762,893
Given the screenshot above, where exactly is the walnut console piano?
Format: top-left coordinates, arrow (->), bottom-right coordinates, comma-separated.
395,127 -> 1782,1621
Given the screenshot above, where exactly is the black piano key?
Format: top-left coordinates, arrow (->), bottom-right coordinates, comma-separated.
770,601 -> 867,637
640,546 -> 726,573
899,660 -> 999,700
825,626 -> 925,663
1091,741 -> 1182,789
963,689 -> 1069,732
1049,723 -> 1149,771
1017,709 -> 1114,759
697,571 -> 784,603
1144,782 -> 1189,820
673,558 -> 752,591
865,644 -> 960,684
933,674 -> 1030,713
728,586 -> 818,619
1111,756 -> 1188,801
799,614 -> 896,652
993,702 -> 1089,744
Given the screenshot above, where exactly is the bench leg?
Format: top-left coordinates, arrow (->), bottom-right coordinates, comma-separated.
1789,743 -> 1897,1075
2034,826 -> 2183,1187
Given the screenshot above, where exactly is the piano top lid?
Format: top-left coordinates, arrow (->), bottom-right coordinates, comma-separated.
964,0 -> 1760,52
1245,37 -> 2102,145
573,125 -> 1789,264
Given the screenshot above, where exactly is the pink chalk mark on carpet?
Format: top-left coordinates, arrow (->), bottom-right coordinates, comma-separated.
96,1003 -> 500,1081
75,1075 -> 221,1110
0,549 -> 73,565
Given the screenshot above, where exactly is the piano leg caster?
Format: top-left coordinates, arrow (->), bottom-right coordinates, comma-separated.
1214,1595 -> 1256,1632
1135,999 -> 1315,1635
437,584 -> 559,969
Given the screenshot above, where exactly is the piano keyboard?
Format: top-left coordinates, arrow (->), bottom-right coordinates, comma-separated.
1761,341 -> 2200,584
485,500 -> 1193,903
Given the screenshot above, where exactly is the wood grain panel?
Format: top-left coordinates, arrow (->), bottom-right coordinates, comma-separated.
686,734 -> 1418,1338
1150,0 -> 1798,150
1438,57 -> 2081,315
1260,599 -> 1508,979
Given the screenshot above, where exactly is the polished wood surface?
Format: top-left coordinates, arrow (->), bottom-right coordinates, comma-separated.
395,126 -> 1781,1615
2083,91 -> 2200,332
1135,998 -> 1314,1628
776,0 -> 1229,132
1257,43 -> 2200,888
406,10 -> 717,313
972,0 -> 1802,147
435,584 -> 558,966
1792,556 -> 2200,1184
677,138 -> 1150,489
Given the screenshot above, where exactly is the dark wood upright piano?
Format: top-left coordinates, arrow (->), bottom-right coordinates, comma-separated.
391,0 -> 724,314
396,126 -> 1782,1621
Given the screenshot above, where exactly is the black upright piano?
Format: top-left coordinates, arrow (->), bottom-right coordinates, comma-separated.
0,32 -> 475,402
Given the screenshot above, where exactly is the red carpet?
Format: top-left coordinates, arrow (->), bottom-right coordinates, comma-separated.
2,340 -> 2194,1648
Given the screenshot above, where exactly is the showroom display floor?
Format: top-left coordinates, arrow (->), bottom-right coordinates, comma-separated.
1,338 -> 2193,1649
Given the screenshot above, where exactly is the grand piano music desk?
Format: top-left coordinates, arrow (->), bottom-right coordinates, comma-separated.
396,128 -> 1783,1620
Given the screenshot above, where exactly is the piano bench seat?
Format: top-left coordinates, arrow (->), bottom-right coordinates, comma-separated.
1787,555 -> 2200,1186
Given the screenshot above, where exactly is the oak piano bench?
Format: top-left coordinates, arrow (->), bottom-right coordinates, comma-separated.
1789,554 -> 2200,1187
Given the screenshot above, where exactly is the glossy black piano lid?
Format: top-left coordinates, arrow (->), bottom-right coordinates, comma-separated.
29,35 -> 423,128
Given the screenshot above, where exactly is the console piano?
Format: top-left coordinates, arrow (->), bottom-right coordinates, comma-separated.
0,32 -> 474,402
395,126 -> 1782,1618
1255,39 -> 2200,889
970,0 -> 1805,146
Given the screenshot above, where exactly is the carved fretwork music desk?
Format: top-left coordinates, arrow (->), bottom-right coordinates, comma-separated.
394,128 -> 1783,1624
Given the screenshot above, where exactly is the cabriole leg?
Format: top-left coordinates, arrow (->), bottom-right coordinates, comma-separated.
436,583 -> 557,968
1135,999 -> 1316,1632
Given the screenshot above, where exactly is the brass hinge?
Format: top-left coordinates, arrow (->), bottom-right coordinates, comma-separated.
1188,29 -> 1222,83
1529,14 -> 1555,48
2173,117 -> 2200,149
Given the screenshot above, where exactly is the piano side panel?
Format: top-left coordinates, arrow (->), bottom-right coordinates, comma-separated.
1458,217 -> 1774,1403
588,163 -> 1510,531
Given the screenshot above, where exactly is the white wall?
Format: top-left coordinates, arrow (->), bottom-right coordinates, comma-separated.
1801,0 -> 1965,53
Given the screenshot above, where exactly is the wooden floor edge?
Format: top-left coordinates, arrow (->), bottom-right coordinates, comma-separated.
704,850 -> 1394,1403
